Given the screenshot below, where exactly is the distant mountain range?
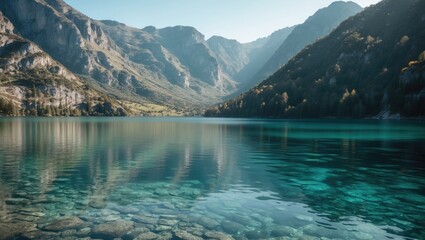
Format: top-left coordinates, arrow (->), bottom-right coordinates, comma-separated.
250,1 -> 363,88
0,0 -> 363,116
206,0 -> 425,118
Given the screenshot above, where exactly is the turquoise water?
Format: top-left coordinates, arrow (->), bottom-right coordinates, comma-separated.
0,118 -> 424,240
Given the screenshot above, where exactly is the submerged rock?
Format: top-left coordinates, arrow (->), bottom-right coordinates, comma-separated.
270,226 -> 298,237
0,222 -> 37,240
103,214 -> 121,222
245,230 -> 269,239
221,221 -> 245,234
91,220 -> 134,239
174,230 -> 203,240
204,230 -> 235,240
132,215 -> 158,225
42,216 -> 85,231
89,200 -> 107,209
197,216 -> 219,229
298,236 -> 321,240
155,225 -> 173,231
76,227 -> 92,237
113,205 -> 140,214
20,207 -> 44,213
12,213 -> 39,222
20,211 -> 45,217
228,215 -> 260,228
5,198 -> 30,205
61,229 -> 78,236
126,226 -> 150,239
154,189 -> 170,196
158,219 -> 178,226
134,231 -> 158,240
157,231 -> 173,240
160,214 -> 178,220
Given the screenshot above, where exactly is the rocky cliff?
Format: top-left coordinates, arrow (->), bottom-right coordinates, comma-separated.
99,22 -> 237,95
207,36 -> 250,77
0,0 -> 230,108
0,12 -> 127,116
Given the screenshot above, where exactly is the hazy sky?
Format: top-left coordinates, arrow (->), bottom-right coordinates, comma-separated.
64,0 -> 381,43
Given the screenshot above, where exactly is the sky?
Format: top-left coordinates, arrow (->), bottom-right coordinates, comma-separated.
64,0 -> 382,43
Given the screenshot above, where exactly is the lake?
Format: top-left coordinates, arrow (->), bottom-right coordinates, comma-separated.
0,118 -> 424,240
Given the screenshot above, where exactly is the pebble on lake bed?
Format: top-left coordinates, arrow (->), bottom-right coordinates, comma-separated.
134,231 -> 158,240
204,230 -> 235,240
0,222 -> 37,240
41,216 -> 85,231
91,220 -> 134,239
173,229 -> 203,240
197,216 -> 219,229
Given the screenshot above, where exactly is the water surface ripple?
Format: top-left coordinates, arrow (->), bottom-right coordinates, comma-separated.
0,118 -> 424,240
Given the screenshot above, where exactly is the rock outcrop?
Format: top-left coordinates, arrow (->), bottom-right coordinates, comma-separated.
0,11 -> 13,34
0,11 -> 126,116
0,0 -> 238,107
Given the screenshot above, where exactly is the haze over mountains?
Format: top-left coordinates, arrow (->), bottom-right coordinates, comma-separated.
250,1 -> 363,89
0,0 -> 364,116
206,0 -> 425,118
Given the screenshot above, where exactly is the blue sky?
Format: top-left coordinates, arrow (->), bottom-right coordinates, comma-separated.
64,0 -> 381,43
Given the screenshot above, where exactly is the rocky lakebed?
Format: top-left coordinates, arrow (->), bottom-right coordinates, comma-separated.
0,180 -> 364,240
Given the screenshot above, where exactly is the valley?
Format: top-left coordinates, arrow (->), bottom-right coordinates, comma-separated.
0,0 -> 365,117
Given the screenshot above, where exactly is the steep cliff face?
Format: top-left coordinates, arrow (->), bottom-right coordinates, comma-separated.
0,11 -> 77,84
0,34 -> 77,80
0,0 -> 129,86
98,21 -> 192,88
155,26 -> 235,91
0,0 -> 245,107
99,22 -> 237,95
207,36 -> 250,77
0,12 -> 127,116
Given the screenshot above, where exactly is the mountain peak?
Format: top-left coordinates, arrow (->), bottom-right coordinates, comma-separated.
329,1 -> 362,8
100,20 -> 126,27
208,36 -> 240,44
245,0 -> 363,89
305,1 -> 362,24
143,25 -> 157,33
206,0 -> 425,118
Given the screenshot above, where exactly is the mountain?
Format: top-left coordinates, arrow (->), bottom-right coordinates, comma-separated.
249,1 -> 363,87
234,26 -> 296,92
0,11 -> 127,116
206,26 -> 297,87
98,21 -> 235,99
0,0 -> 235,111
207,36 -> 250,78
205,0 -> 425,118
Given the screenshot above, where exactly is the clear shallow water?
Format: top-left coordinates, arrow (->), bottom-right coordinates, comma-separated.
0,118 -> 424,240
